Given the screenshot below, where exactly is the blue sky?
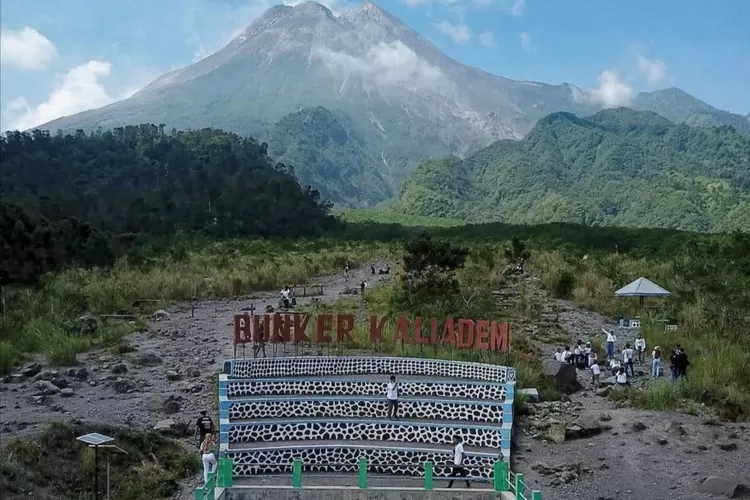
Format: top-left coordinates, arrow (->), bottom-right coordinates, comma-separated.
1,0 -> 748,130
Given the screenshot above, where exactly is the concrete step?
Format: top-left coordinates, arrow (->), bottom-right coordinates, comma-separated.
221,395 -> 512,425
222,418 -> 512,450
223,374 -> 510,401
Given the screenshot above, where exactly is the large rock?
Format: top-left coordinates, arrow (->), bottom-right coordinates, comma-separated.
565,415 -> 607,440
699,476 -> 749,498
542,359 -> 580,391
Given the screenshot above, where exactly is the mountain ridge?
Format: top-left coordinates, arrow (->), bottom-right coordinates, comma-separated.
23,1 -> 749,207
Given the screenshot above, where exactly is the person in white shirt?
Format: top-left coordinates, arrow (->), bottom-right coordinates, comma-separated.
561,346 -> 572,364
590,361 -> 601,387
609,358 -> 621,376
386,375 -> 399,419
554,348 -> 563,361
615,367 -> 629,386
604,329 -> 617,361
447,436 -> 470,488
622,343 -> 635,377
588,349 -> 598,368
634,334 -> 647,365
280,286 -> 292,309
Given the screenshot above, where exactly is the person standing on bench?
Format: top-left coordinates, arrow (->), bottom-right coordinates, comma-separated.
448,435 -> 470,488
386,375 -> 399,419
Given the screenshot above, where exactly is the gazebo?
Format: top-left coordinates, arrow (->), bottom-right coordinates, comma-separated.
614,277 -> 672,309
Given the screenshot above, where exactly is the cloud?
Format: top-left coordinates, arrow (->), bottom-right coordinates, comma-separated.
519,31 -> 532,51
501,0 -> 525,16
636,55 -> 668,84
435,21 -> 472,44
312,40 -> 445,91
0,27 -> 58,70
478,31 -> 496,47
1,60 -> 145,131
589,69 -> 634,108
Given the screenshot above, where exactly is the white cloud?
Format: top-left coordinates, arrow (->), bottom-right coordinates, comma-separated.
501,0 -> 525,16
589,69 -> 634,108
519,31 -> 532,51
478,31 -> 496,47
0,27 -> 58,70
1,60 -> 141,131
312,40 -> 445,91
636,54 -> 668,84
435,21 -> 472,44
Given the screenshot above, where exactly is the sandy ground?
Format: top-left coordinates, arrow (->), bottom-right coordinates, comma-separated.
1,262 -> 748,500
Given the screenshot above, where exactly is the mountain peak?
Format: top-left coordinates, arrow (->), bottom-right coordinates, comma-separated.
290,1 -> 334,17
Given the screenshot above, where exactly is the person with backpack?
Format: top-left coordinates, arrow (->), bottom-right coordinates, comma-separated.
196,410 -> 215,447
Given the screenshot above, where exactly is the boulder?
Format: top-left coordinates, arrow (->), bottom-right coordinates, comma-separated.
151,310 -> 171,322
565,415 -> 606,440
34,380 -> 60,395
542,359 -> 580,391
699,476 -> 749,498
547,423 -> 566,443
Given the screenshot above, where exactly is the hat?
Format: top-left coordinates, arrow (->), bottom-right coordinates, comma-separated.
655,346 -> 660,350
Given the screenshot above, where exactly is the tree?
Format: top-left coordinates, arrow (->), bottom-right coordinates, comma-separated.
400,231 -> 469,312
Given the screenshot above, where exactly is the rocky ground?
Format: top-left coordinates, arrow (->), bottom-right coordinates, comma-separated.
1,262 -> 748,500
505,273 -> 750,500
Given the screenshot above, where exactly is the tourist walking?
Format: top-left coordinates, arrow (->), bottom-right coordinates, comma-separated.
604,329 -> 617,361
200,433 -> 218,484
590,361 -> 601,387
634,334 -> 647,365
622,343 -> 635,377
386,375 -> 399,419
651,346 -> 662,378
447,436 -> 470,488
195,410 -> 215,447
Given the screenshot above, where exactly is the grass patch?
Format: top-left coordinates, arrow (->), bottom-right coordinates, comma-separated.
0,239 -> 393,374
0,421 -> 200,500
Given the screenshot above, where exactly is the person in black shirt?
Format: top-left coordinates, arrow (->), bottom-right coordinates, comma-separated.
196,410 -> 215,446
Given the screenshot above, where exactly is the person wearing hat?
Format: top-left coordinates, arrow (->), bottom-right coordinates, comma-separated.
196,410 -> 215,447
651,346 -> 662,378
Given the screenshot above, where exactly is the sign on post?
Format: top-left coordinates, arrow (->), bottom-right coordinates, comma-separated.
233,313 -> 510,351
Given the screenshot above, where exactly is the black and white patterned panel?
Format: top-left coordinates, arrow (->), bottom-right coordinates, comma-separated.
228,421 -> 501,449
228,447 -> 498,478
230,357 -> 508,383
229,399 -> 502,423
226,379 -> 507,401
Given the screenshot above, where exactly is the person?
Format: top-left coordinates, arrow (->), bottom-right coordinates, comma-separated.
604,329 -> 617,361
609,357 -> 621,376
253,320 -> 266,358
615,367 -> 629,387
676,347 -> 689,379
344,261 -> 350,278
588,349 -> 598,368
196,410 -> 215,446
360,280 -> 366,296
280,286 -> 291,309
634,334 -> 647,365
386,375 -> 399,419
562,346 -> 572,364
200,433 -> 218,484
669,347 -> 679,382
554,348 -> 563,361
370,265 -> 376,275
651,346 -> 662,378
447,435 -> 470,488
584,341 -> 592,359
590,360 -> 601,387
622,343 -> 635,377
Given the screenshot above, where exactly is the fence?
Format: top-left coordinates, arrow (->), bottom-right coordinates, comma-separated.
195,458 -> 542,499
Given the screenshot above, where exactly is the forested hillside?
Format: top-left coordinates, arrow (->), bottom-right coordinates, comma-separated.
264,107 -> 393,206
0,125 -> 336,284
394,108 -> 750,232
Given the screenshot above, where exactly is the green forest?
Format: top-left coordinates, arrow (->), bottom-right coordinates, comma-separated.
394,108 -> 750,232
0,125 -> 336,284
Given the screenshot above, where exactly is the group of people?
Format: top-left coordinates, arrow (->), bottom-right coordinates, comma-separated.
386,375 -> 471,488
554,329 -> 690,388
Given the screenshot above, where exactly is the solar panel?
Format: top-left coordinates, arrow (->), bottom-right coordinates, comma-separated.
76,433 -> 115,446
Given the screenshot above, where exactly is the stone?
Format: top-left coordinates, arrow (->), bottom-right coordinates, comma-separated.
668,422 -> 687,436
153,419 -> 177,433
151,310 -> 171,321
22,363 -> 42,377
163,400 -> 181,414
599,376 -> 617,387
717,442 -> 738,451
598,412 -> 612,421
565,415 -> 606,440
548,423 -> 566,443
112,378 -> 136,394
699,476 -> 749,498
111,363 -> 127,374
165,370 -> 181,381
656,437 -> 668,445
542,359 -> 580,391
60,388 -> 74,397
132,353 -> 162,367
632,421 -> 648,432
34,380 -> 60,395
74,315 -> 99,335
